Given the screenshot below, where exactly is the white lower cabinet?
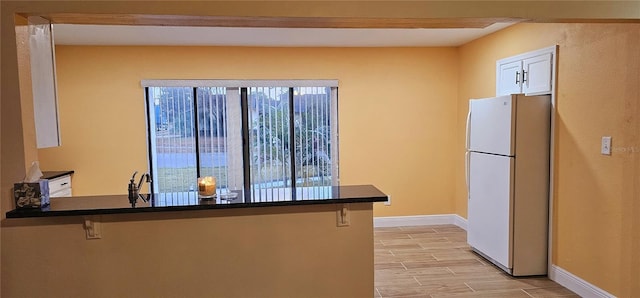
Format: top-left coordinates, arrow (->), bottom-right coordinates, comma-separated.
49,175 -> 72,198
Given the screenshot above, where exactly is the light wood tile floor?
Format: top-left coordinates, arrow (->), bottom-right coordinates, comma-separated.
374,225 -> 579,298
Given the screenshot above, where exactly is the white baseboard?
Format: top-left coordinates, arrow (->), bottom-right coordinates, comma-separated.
374,214 -> 468,230
549,265 -> 615,298
453,214 -> 467,230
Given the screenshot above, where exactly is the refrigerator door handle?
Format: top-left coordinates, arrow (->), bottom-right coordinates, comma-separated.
465,152 -> 470,199
466,106 -> 471,150
465,105 -> 471,200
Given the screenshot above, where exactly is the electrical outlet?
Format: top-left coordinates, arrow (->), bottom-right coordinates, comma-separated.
336,204 -> 350,227
384,195 -> 391,206
84,216 -> 102,239
601,136 -> 612,155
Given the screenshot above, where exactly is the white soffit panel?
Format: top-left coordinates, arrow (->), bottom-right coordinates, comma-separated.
53,23 -> 514,47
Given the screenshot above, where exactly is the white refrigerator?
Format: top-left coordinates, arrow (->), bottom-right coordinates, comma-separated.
465,94 -> 551,276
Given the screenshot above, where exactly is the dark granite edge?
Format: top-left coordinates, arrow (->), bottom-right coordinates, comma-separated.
41,171 -> 75,180
6,196 -> 388,218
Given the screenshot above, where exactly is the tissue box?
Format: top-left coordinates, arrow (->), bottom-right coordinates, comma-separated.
14,180 -> 50,209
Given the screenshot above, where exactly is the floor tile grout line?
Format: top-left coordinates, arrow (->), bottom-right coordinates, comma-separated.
445,267 -> 456,275
375,287 -> 382,298
400,261 -> 408,270
521,288 -> 535,297
413,276 -> 422,286
463,281 -> 476,293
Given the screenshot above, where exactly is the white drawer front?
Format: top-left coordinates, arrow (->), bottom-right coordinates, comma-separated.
49,175 -> 72,194
51,188 -> 72,198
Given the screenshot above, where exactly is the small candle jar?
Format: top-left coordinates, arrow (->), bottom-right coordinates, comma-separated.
197,176 -> 216,199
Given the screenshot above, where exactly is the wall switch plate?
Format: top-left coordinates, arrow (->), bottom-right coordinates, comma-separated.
336,204 -> 350,227
601,136 -> 612,155
84,216 -> 102,239
384,195 -> 391,206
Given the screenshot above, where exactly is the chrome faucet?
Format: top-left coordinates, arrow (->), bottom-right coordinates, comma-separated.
128,171 -> 152,207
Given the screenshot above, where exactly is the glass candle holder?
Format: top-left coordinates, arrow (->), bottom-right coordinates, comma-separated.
197,176 -> 216,199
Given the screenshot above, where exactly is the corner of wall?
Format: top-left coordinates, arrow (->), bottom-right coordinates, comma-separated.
1,8 -> 30,217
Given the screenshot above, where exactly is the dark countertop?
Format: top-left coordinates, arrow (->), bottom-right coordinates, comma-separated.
6,185 -> 388,218
42,170 -> 74,180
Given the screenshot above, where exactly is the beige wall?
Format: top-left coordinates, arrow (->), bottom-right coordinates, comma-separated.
39,46 -> 460,217
2,203 -> 375,297
2,1 -> 640,297
456,23 -> 640,296
4,0 -> 638,216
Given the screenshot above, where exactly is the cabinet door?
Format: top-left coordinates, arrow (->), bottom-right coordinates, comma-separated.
497,60 -> 523,96
51,188 -> 72,198
49,175 -> 72,197
29,17 -> 61,148
522,53 -> 552,95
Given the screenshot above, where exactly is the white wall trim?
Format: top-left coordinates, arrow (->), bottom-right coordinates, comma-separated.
141,79 -> 339,87
453,214 -> 468,230
374,214 -> 467,230
549,265 -> 615,298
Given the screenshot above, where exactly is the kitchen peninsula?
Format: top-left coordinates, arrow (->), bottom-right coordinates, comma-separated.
2,185 -> 386,298
7,185 -> 387,218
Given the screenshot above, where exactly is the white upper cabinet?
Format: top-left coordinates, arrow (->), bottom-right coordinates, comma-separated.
497,60 -> 523,96
29,16 -> 61,148
522,53 -> 552,94
496,47 -> 555,97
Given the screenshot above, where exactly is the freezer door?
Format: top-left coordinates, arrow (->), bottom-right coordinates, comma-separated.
468,95 -> 516,156
467,152 -> 514,270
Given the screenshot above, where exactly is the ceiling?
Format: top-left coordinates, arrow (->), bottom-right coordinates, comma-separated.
53,23 -> 514,47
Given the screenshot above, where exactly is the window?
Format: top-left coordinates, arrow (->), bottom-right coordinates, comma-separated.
143,80 -> 339,204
